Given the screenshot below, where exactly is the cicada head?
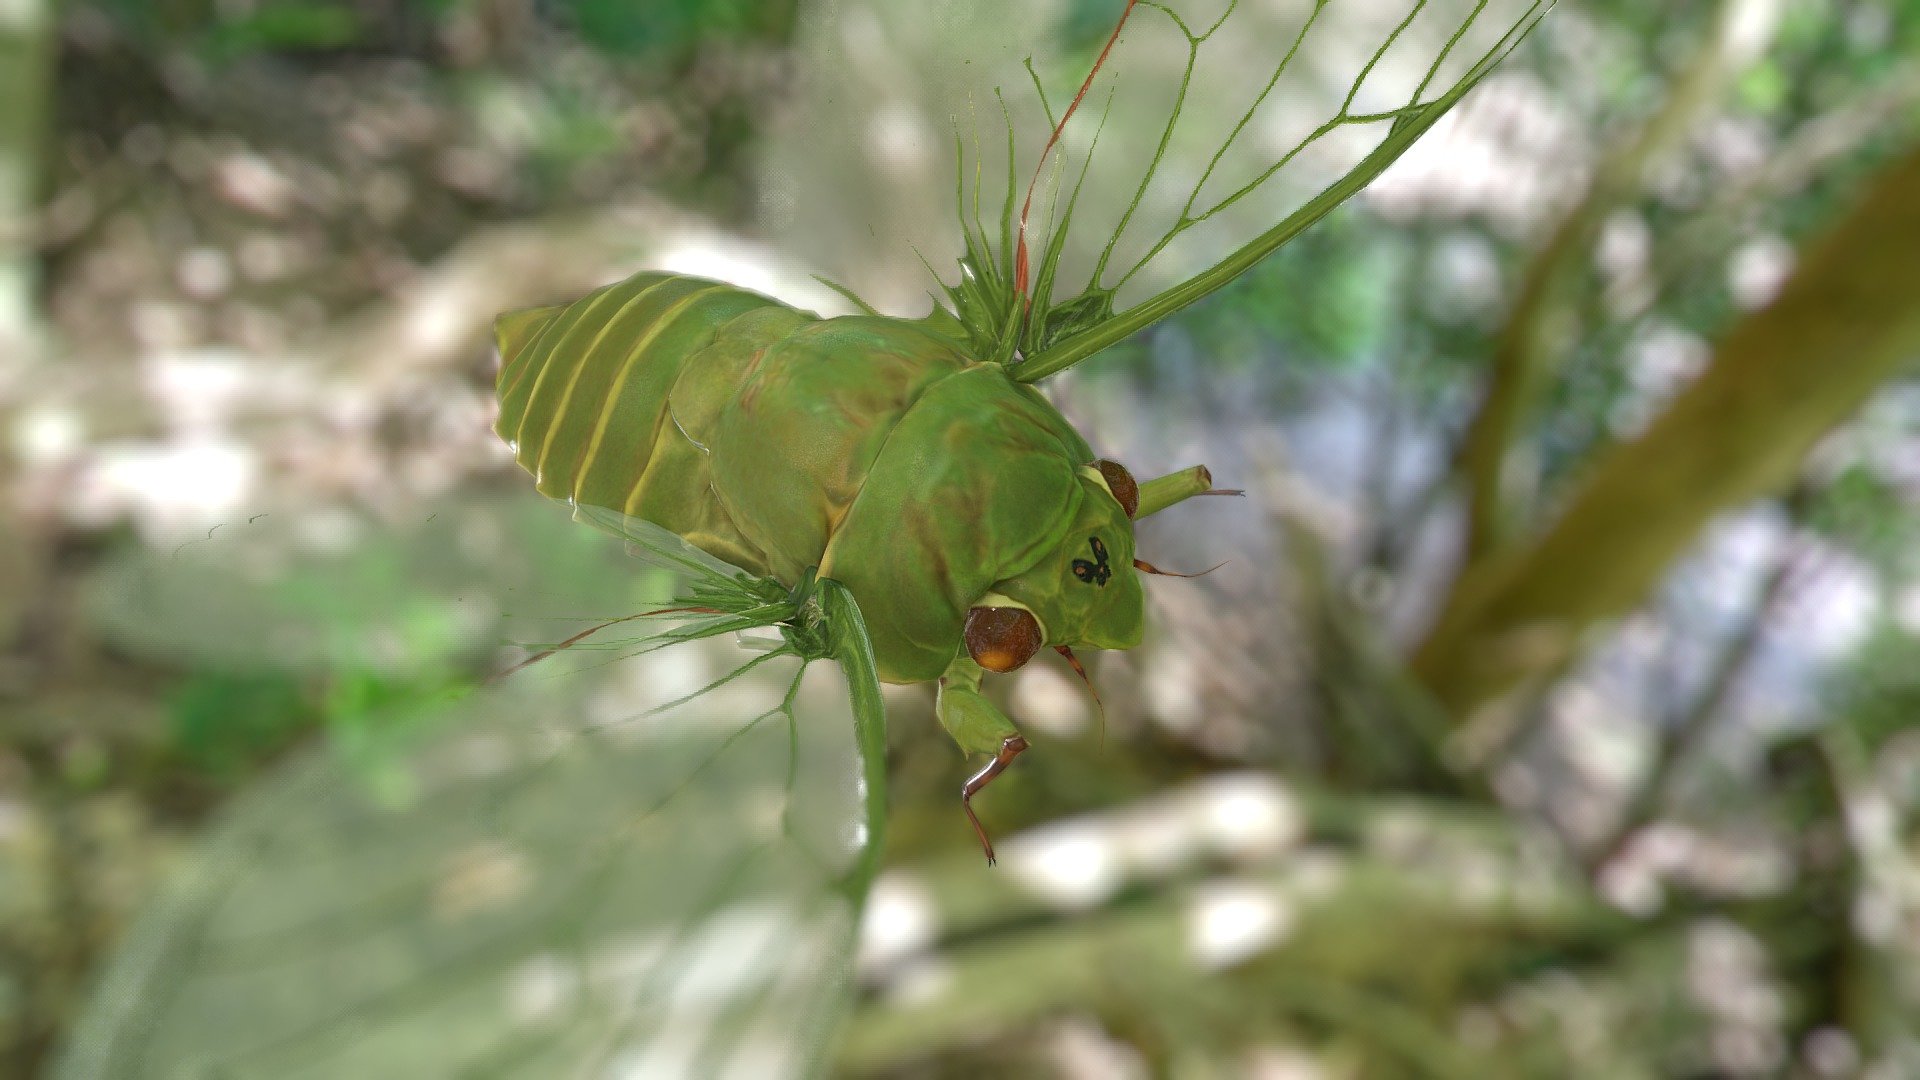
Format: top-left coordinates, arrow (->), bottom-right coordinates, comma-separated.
970,462 -> 1145,665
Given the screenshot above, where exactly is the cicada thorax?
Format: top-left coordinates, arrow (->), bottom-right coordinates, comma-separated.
816,362 -> 1147,682
494,270 -> 1146,685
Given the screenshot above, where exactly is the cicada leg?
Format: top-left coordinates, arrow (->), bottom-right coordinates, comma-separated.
961,735 -> 1029,866
937,657 -> 1031,865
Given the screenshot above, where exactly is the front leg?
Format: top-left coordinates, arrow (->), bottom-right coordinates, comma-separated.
960,736 -> 1029,866
936,656 -> 1029,865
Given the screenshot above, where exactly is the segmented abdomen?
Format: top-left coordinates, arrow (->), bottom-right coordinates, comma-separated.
497,273 -> 820,576
495,273 -> 780,508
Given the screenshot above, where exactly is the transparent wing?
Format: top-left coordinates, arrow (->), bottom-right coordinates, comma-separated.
59,498 -> 887,1079
568,502 -> 761,594
768,0 -> 1549,369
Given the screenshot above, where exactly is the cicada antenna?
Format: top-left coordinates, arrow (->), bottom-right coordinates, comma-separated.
1053,644 -> 1106,750
1133,558 -> 1226,578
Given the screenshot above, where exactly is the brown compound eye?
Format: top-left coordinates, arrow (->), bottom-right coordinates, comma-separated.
1096,459 -> 1138,517
964,606 -> 1042,673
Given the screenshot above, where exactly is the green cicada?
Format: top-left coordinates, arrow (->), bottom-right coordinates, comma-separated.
493,268 -> 1227,858
490,0 -> 1548,859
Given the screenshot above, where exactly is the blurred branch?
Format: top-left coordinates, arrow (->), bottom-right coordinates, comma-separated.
1816,726 -> 1920,1055
841,787 -> 1610,1076
1413,139 -> 1920,720
0,0 -> 55,650
844,900 -> 1486,1078
1762,731 -> 1920,1059
1824,724 -> 1920,934
1278,502 -> 1474,796
1587,496 -> 1813,872
1357,228 -> 1438,574
0,0 -> 52,364
1448,644 -> 1580,778
1453,0 -> 1776,567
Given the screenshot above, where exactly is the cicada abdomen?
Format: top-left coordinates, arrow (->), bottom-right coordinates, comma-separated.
496,272 -> 790,573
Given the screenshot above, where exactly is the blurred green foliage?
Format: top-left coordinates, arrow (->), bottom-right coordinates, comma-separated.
1808,464 -> 1916,572
90,0 -> 371,53
1179,214 -> 1401,375
560,0 -> 797,57
1056,0 -> 1134,55
201,3 -> 362,55
85,0 -> 799,61
164,672 -> 314,780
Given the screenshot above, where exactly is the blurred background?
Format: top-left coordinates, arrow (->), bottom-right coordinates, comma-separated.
4,0 -> 1920,1076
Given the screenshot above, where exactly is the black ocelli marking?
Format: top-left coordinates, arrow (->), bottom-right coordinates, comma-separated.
1071,536 -> 1111,586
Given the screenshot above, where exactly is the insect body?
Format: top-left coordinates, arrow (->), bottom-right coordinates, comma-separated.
495,270 -> 1222,858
